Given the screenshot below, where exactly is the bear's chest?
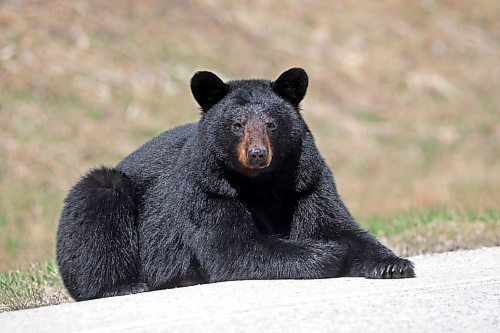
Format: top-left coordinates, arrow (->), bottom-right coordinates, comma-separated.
242,189 -> 296,238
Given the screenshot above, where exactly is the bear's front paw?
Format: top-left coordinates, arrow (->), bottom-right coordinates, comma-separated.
365,258 -> 415,279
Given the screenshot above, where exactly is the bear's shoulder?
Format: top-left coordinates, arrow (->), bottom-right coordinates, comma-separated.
294,130 -> 328,194
117,123 -> 198,185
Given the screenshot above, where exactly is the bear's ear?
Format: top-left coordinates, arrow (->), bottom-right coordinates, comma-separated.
272,67 -> 308,106
191,71 -> 228,111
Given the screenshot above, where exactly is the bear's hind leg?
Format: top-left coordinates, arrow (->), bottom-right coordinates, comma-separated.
102,282 -> 149,297
56,167 -> 144,300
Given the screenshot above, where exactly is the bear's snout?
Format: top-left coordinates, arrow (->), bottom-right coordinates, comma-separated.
247,147 -> 268,168
235,118 -> 273,172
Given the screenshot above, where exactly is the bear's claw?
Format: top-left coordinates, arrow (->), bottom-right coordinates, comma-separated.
366,258 -> 415,279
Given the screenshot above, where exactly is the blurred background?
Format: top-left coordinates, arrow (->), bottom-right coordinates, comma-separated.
0,0 -> 499,272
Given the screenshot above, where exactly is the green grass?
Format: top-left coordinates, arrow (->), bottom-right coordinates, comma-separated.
0,260 -> 71,312
361,209 -> 499,237
359,209 -> 500,256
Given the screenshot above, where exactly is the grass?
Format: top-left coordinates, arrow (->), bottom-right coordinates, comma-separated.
0,260 -> 71,312
360,209 -> 500,256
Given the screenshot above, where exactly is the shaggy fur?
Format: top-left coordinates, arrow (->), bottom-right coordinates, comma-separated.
56,68 -> 415,301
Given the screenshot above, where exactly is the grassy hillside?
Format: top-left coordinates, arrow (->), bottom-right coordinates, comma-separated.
0,0 -> 499,271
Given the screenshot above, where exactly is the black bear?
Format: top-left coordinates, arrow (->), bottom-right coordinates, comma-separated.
56,68 -> 415,301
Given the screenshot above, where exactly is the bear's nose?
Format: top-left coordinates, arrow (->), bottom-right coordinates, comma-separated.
247,147 -> 268,168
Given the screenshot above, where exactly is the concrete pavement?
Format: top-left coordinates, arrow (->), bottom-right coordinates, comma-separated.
1,247 -> 499,332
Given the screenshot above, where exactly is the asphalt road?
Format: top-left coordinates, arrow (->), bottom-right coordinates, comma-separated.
1,247 -> 499,333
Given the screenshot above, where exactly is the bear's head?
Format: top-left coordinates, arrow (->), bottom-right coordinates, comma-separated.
191,68 -> 309,178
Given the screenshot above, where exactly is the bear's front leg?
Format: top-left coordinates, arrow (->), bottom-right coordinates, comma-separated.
189,198 -> 348,282
337,229 -> 415,279
290,180 -> 415,279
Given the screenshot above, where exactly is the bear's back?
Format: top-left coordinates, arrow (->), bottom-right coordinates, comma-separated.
116,123 -> 197,192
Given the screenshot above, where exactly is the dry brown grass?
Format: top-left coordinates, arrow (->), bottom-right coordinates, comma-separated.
0,0 -> 499,270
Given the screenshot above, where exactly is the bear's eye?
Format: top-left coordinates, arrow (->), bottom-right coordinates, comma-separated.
266,122 -> 277,131
232,122 -> 244,132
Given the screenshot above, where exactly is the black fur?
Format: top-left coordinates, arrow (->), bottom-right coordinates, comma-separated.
56,68 -> 415,301
56,167 -> 145,300
191,71 -> 228,111
272,67 -> 308,106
